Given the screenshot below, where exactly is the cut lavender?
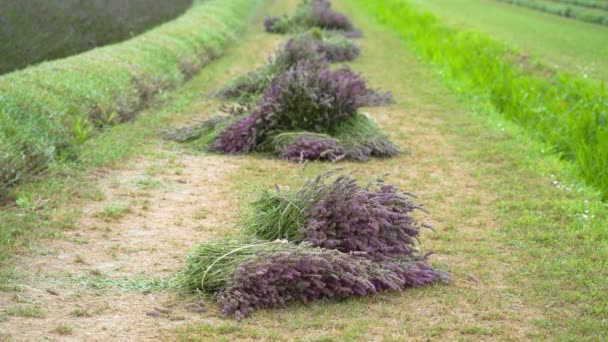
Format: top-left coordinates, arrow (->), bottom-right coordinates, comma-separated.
304,175 -> 424,259
175,237 -> 448,319
245,171 -> 425,260
265,0 -> 358,35
169,35 -> 395,162
218,248 -> 446,319
279,135 -> 346,162
306,0 -> 354,31
217,29 -> 360,101
211,61 -> 396,157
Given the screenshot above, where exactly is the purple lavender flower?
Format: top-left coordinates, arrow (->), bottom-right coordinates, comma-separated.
218,248 -> 447,319
303,175 -> 425,260
210,111 -> 262,154
280,136 -> 345,162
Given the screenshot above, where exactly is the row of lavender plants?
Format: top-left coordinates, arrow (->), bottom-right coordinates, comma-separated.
160,0 -> 398,163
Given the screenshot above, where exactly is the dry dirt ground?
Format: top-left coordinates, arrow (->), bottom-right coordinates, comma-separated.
0,153 -> 243,341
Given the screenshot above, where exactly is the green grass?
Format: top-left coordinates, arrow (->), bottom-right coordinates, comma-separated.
95,203 -> 131,221
6,305 -> 45,318
53,324 -> 74,335
414,0 -> 608,81
355,0 -> 608,201
0,0 -> 262,197
0,0 -> 192,75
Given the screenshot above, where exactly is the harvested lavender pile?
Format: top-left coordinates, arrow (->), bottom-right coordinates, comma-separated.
245,171 -> 427,260
175,171 -> 448,318
217,29 -> 361,101
176,238 -> 447,319
164,61 -> 397,162
265,0 -> 360,36
219,244 -> 447,319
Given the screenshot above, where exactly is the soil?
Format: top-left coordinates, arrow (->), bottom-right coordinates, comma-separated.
0,154 -> 238,341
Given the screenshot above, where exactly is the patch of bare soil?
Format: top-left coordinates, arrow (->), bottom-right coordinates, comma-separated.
0,153 -> 238,341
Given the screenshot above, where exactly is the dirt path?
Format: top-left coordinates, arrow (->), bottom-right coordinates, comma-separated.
1,153 -> 239,341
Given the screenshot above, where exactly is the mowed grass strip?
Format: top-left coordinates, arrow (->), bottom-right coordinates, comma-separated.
167,0 -> 606,339
0,0 -> 262,197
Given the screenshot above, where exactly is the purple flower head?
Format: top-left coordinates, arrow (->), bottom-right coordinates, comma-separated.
210,111 -> 262,154
302,174 -> 425,260
280,136 -> 345,162
218,247 -> 448,318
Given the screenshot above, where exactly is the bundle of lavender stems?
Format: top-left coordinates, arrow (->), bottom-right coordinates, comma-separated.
176,171 -> 449,318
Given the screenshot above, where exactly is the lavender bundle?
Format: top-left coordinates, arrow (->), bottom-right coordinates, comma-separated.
245,171 -> 426,260
279,135 -> 346,162
209,61 -> 396,160
218,247 -> 447,319
217,29 -> 360,101
175,237 -> 447,319
265,0 -> 359,35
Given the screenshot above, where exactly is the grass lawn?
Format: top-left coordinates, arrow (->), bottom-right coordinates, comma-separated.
0,0 -> 606,340
414,0 -> 608,81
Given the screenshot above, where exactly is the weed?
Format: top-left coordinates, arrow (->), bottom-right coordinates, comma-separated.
136,177 -> 162,190
193,208 -> 211,220
6,305 -> 45,318
70,308 -> 92,317
74,255 -> 86,264
53,324 -> 73,335
96,203 -> 131,221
